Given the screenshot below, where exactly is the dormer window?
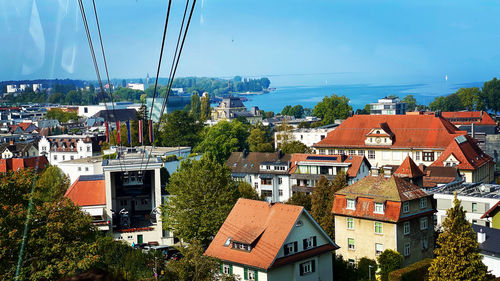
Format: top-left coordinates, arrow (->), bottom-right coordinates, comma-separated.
347,199 -> 356,210
374,203 -> 384,214
232,242 -> 251,251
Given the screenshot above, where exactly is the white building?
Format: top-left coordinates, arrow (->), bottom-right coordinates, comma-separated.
275,124 -> 338,148
78,105 -> 106,118
58,155 -> 103,184
205,199 -> 339,281
6,85 -> 17,93
432,182 -> 500,227
127,83 -> 145,91
472,225 -> 500,277
370,97 -> 407,115
227,151 -> 292,202
38,134 -> 106,165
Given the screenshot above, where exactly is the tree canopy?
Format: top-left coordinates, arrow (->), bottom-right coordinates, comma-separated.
281,105 -> 305,118
311,176 -> 336,239
158,110 -> 202,148
286,192 -> 312,211
402,95 -> 417,111
377,249 -> 403,281
428,194 -> 488,281
280,140 -> 312,154
247,124 -> 274,153
313,94 -> 352,125
481,77 -> 500,114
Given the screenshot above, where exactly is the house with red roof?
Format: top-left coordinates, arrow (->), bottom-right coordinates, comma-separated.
205,199 -> 339,281
332,171 -> 435,267
65,174 -> 109,231
441,111 -> 497,134
431,135 -> 494,183
313,114 -> 468,168
0,140 -> 38,159
0,156 -> 48,172
289,154 -> 370,195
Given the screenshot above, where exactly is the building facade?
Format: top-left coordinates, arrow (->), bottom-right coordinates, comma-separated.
38,134 -> 105,165
370,97 -> 407,115
58,155 -> 104,184
274,124 -> 337,148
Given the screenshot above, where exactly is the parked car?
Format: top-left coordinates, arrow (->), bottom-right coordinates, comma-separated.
150,245 -> 180,259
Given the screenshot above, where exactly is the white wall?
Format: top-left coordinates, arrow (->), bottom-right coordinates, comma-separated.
78,105 -> 106,118
482,254 -> 500,277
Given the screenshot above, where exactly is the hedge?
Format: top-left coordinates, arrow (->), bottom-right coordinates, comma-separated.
389,258 -> 433,281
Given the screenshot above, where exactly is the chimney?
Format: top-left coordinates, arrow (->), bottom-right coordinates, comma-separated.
9,139 -> 14,145
371,166 -> 379,177
383,166 -> 392,178
477,229 -> 486,244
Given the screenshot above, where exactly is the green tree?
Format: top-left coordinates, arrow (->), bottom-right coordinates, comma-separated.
46,108 -> 79,123
162,157 -> 239,246
402,95 -> 417,111
355,104 -> 371,115
286,192 -> 312,211
457,87 -> 482,111
377,249 -> 403,281
313,94 -> 352,125
280,140 -> 312,154
200,93 -> 211,121
428,194 -> 488,281
281,105 -> 292,116
311,176 -> 335,239
195,121 -> 249,163
190,92 -> 201,120
159,110 -> 202,148
34,165 -> 70,201
357,257 -> 378,281
248,127 -> 274,152
481,77 -> 500,114
237,181 -> 260,200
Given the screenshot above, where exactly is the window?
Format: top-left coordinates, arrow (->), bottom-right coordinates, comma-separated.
54,155 -> 57,160
376,243 -> 383,255
279,189 -> 283,196
266,165 -> 270,170
338,149 -> 345,155
261,178 -> 272,185
422,236 -> 428,250
78,167 -> 81,171
347,199 -> 356,210
278,178 -> 283,184
375,222 -> 383,234
79,147 -> 82,151
349,150 -> 356,155
319,149 -> 325,155
404,243 -> 410,257
348,238 -> 355,250
222,264 -> 232,275
87,146 -> 91,152
284,241 -> 298,255
303,236 -> 317,250
261,190 -> 272,198
347,217 -> 354,230
254,182 -> 258,189
420,198 -> 427,209
328,149 -> 334,155
232,242 -> 251,251
415,151 -> 420,161
374,203 -> 384,214
70,156 -> 74,160
62,155 -> 65,161
358,150 -> 364,156
299,260 -> 315,276
472,203 -> 478,213
420,217 -> 428,230
423,152 -> 434,162
247,269 -> 256,280
403,201 -> 409,213
404,221 -> 410,235
368,150 -> 375,159
85,167 -> 89,171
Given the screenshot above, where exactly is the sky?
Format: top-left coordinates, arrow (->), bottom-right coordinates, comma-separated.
1,0 -> 500,86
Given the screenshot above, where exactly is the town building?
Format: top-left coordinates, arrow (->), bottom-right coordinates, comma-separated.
9,122 -> 39,134
102,156 -> 174,246
289,154 -> 371,194
482,202 -> 500,229
0,156 -> 48,172
226,151 -> 292,202
431,181 -> 500,227
58,155 -> 104,184
472,225 -> 500,277
441,111 -> 497,136
211,96 -> 263,125
92,108 -> 138,122
370,97 -> 407,115
332,172 -> 435,266
421,165 -> 461,189
313,114 -> 483,170
431,134 -> 494,183
263,115 -> 323,128
65,175 -> 110,231
0,140 -> 38,159
126,83 -> 145,91
274,124 -> 338,148
205,198 -> 339,281
38,134 -> 106,165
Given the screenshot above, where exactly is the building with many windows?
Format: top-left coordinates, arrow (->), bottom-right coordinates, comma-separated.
205,198 -> 339,281
332,171 -> 435,266
370,97 -> 407,115
227,151 -> 291,202
38,134 -> 106,165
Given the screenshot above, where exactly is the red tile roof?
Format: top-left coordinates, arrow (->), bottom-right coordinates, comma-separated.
332,176 -> 429,223
394,156 -> 424,178
289,154 -> 370,178
481,201 -> 500,219
431,135 -> 494,170
204,199 -> 304,270
0,156 -> 48,172
65,175 -> 106,206
314,115 -> 466,149
441,111 -> 497,126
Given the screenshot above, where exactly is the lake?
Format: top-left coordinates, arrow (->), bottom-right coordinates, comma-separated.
237,81 -> 483,113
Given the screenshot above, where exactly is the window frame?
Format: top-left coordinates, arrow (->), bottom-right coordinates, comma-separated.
348,238 -> 355,250
404,221 -> 410,235
420,217 -> 428,230
368,150 -> 375,159
403,201 -> 409,213
346,199 -> 356,210
375,222 -> 383,234
375,243 -> 383,255
420,198 -> 427,209
374,203 -> 384,214
423,151 -> 434,162
404,243 -> 410,257
347,217 -> 354,230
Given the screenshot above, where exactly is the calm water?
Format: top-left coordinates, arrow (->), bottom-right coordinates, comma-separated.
238,81 -> 483,113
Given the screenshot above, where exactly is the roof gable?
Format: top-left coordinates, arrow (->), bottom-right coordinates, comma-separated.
289,153 -> 370,178
431,135 -> 493,170
394,156 -> 424,178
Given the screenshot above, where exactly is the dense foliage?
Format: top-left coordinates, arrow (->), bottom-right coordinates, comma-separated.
171,76 -> 270,96
281,104 -> 305,118
378,249 -> 403,281
46,108 -> 79,123
313,93 -> 352,125
311,176 -> 336,239
388,258 -> 432,281
280,140 -> 312,154
428,194 -> 488,281
286,192 -> 312,211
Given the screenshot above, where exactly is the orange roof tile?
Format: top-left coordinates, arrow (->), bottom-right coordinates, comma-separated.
0,156 -> 48,172
431,135 -> 494,170
289,153 -> 370,178
204,199 -> 304,270
394,156 -> 424,178
314,115 -> 466,149
441,111 -> 497,126
65,175 -> 106,206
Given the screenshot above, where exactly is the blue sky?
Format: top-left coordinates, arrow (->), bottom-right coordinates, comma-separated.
1,0 -> 500,86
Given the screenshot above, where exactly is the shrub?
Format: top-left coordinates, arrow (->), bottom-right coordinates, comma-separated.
389,258 -> 432,281
378,249 -> 403,281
